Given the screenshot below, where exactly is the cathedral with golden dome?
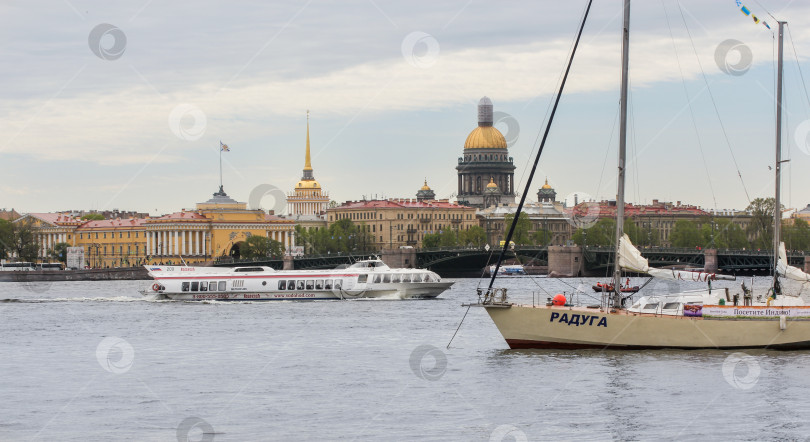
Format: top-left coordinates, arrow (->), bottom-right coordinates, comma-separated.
287,112 -> 329,217
456,97 -> 516,208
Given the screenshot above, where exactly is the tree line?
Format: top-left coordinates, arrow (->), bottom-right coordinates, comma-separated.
569,198 -> 810,251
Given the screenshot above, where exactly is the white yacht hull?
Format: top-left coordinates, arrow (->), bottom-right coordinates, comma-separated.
484,304 -> 810,350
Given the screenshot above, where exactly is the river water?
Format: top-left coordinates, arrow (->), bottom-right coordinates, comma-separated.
1,276 -> 809,441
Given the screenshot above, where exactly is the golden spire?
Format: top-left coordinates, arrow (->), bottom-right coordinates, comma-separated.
486,176 -> 498,188
421,179 -> 431,191
541,177 -> 552,189
304,110 -> 312,171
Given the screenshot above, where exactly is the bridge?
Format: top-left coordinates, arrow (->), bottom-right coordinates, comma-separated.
581,247 -> 808,274
214,246 -> 808,276
213,246 -> 544,274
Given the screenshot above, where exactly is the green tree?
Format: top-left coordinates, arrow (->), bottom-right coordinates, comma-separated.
503,212 -> 532,245
623,218 -> 641,245
700,218 -> 748,249
459,225 -> 486,247
783,218 -> 810,251
81,213 -> 105,220
532,228 -> 552,246
241,235 -> 284,258
571,218 -> 615,246
0,219 -> 12,259
6,219 -> 40,262
746,197 -> 780,249
422,233 -> 441,248
49,242 -> 69,264
299,219 -> 374,254
438,229 -> 458,247
670,220 -> 702,248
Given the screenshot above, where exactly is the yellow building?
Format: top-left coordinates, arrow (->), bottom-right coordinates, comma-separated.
327,194 -> 478,249
21,187 -> 295,268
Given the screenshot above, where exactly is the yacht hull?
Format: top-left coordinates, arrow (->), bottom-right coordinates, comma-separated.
484,305 -> 810,350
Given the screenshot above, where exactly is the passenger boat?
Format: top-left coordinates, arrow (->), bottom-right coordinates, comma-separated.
477,1 -> 810,350
142,259 -> 452,301
489,264 -> 526,276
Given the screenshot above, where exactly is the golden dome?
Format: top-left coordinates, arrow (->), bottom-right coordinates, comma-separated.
486,177 -> 498,188
464,126 -> 507,149
541,178 -> 552,189
296,179 -> 321,189
420,179 -> 431,191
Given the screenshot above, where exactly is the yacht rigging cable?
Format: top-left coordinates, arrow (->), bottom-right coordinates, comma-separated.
487,0 -> 594,292
663,0 -> 718,210
675,0 -> 752,204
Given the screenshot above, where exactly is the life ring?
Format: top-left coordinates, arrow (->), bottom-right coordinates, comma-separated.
152,283 -> 161,292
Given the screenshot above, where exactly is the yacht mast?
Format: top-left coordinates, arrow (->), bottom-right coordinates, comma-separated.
613,0 -> 630,308
773,21 -> 785,294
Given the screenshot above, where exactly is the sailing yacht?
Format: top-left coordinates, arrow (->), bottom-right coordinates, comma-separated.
480,0 -> 810,349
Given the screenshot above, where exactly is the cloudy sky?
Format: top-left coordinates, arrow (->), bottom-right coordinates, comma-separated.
2,0 -> 810,216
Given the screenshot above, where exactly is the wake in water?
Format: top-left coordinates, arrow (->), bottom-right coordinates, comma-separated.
1,296 -> 159,303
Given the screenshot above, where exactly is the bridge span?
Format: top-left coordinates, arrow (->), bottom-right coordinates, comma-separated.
213,246 -> 809,277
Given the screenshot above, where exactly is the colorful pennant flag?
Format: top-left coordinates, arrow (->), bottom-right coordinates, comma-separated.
735,1 -> 771,31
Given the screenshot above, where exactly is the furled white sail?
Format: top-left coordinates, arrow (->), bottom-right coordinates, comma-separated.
777,242 -> 810,282
617,234 -> 734,281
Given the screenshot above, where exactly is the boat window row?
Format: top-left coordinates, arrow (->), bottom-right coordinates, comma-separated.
369,273 -> 438,283
182,281 -> 227,292
278,279 -> 344,291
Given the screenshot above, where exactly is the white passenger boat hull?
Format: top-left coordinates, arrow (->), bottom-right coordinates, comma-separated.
143,260 -> 453,301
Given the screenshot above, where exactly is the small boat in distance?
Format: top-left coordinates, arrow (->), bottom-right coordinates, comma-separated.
592,281 -> 639,294
142,259 -> 453,301
489,264 -> 526,276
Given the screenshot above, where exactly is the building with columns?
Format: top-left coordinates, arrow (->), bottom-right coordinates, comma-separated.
456,97 -> 516,208
19,186 -> 295,268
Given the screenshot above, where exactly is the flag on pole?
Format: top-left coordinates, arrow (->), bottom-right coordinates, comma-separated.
220,141 -> 230,152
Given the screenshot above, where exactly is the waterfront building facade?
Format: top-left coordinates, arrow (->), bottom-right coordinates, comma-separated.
478,180 -> 571,246
794,204 -> 810,223
477,203 -> 572,247
327,198 -> 478,249
456,97 -> 516,208
572,199 -> 756,247
20,187 -> 295,267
